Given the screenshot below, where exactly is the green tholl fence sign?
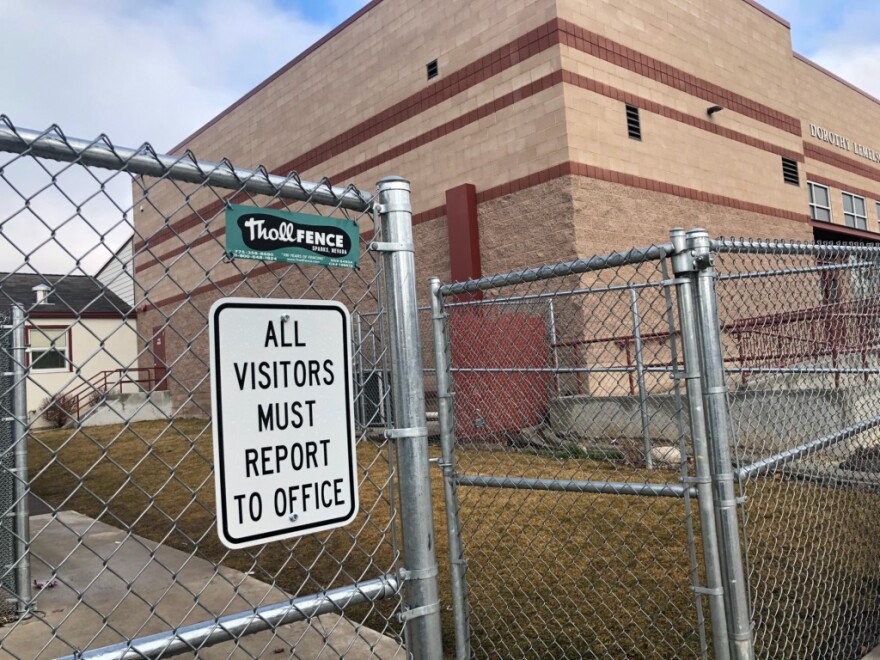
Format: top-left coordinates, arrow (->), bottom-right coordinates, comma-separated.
225,204 -> 360,269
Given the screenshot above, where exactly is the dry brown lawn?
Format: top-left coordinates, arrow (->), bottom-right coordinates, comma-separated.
29,420 -> 880,659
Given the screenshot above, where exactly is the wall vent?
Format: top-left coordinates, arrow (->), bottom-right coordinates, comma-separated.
626,105 -> 641,141
426,59 -> 438,80
782,157 -> 799,185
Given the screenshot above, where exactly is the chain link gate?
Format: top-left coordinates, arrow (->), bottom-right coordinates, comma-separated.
430,239 -> 722,659
430,229 -> 880,659
0,117 -> 442,659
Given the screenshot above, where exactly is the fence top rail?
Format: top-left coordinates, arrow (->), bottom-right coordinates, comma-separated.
712,237 -> 880,257
437,243 -> 674,296
0,116 -> 373,212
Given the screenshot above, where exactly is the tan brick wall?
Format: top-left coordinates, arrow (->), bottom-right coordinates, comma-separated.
556,0 -> 796,112
566,176 -> 813,256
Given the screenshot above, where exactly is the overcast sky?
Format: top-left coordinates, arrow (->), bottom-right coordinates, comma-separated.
0,0 -> 876,274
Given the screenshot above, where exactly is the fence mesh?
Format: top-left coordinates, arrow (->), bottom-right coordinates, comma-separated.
0,117 -> 406,658
715,242 -> 880,660
437,253 -> 709,659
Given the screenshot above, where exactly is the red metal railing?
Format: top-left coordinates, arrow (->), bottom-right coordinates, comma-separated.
64,367 -> 165,419
550,296 -> 880,393
729,295 -> 880,387
553,331 -> 677,396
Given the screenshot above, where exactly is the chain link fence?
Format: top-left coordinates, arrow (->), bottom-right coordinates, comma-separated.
714,240 -> 880,660
431,232 -> 880,659
0,117 -> 444,659
3,114 -> 880,660
431,247 -> 711,659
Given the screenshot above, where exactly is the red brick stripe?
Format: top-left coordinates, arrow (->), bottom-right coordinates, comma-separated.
804,143 -> 880,185
563,71 -> 803,162
142,160 -> 808,310
275,21 -> 561,178
331,70 -> 563,182
556,18 -> 801,136
476,162 -> 809,224
806,173 -> 880,203
134,20 -> 561,256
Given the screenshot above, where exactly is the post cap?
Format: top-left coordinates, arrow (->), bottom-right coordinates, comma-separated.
376,176 -> 410,191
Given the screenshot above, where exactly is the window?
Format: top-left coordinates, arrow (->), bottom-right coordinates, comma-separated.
27,326 -> 71,371
781,157 -> 799,185
426,59 -> 438,80
807,182 -> 832,222
626,104 -> 641,140
842,192 -> 867,230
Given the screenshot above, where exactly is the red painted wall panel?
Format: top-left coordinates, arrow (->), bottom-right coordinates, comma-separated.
449,306 -> 552,441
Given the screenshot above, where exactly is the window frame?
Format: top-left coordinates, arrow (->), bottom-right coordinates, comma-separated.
842,191 -> 868,230
25,324 -> 73,373
807,181 -> 832,223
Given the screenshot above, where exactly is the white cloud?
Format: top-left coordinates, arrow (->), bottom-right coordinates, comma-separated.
0,0 -> 338,274
807,6 -> 880,101
810,43 -> 880,100
758,1 -> 880,99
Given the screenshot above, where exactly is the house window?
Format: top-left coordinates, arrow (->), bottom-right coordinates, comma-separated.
842,192 -> 867,230
807,182 -> 832,222
426,59 -> 438,80
27,326 -> 71,371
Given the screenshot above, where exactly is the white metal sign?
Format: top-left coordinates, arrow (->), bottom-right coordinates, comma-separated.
209,298 -> 358,549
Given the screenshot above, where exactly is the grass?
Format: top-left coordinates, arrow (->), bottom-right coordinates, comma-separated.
29,420 -> 880,659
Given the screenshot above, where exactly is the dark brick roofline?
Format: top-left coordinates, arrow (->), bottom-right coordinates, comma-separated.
741,0 -> 790,28
794,53 -> 880,110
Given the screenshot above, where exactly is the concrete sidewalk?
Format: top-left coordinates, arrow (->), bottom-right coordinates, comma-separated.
1,511 -> 403,658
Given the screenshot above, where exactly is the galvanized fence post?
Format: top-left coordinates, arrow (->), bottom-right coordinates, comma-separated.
670,229 -> 729,659
375,177 -> 444,660
429,277 -> 470,660
629,287 -> 652,469
686,229 -> 754,660
10,305 -> 31,617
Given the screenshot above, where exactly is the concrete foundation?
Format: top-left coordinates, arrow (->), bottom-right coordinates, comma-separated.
79,391 -> 173,427
549,384 -> 880,467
